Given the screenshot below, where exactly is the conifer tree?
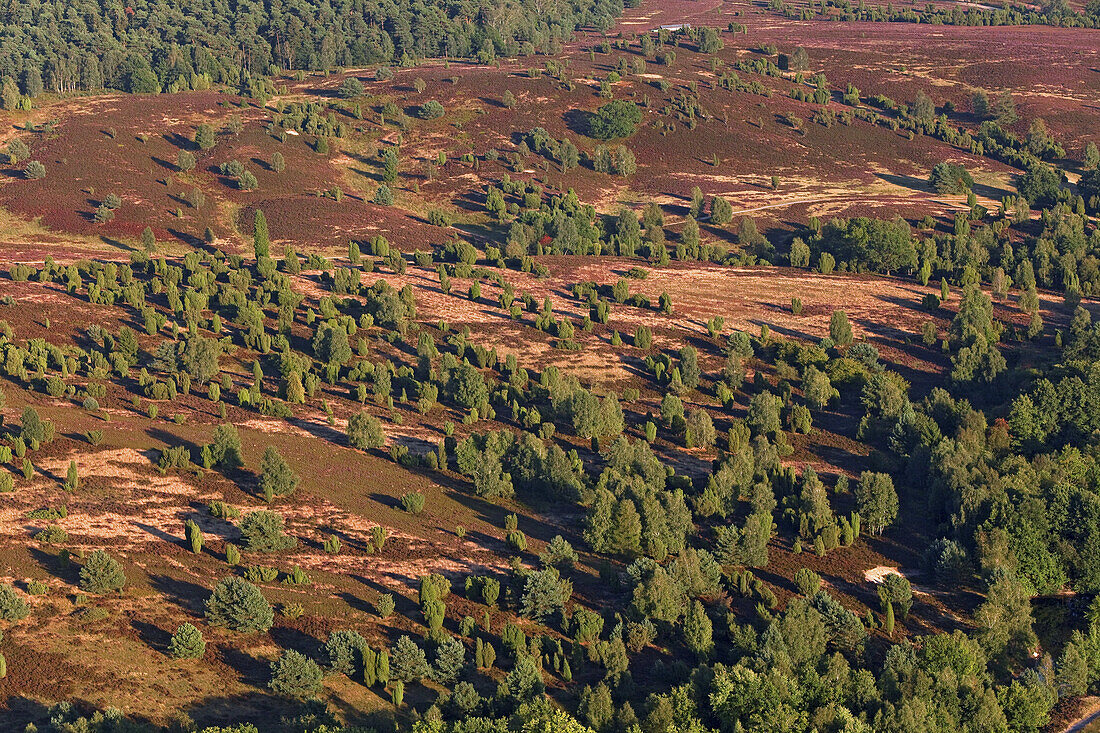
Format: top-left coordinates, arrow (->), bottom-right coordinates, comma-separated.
168,623 -> 206,659
259,446 -> 298,502
253,209 -> 270,258
80,550 -> 126,593
64,460 -> 79,491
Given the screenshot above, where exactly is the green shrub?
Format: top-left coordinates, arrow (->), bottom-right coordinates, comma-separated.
35,525 -> 68,544
282,565 -> 310,586
325,629 -> 369,675
347,411 -> 385,449
400,491 -> 425,514
244,565 -> 280,583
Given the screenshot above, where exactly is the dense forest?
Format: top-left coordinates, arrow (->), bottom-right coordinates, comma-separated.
0,0 -> 626,96
769,0 -> 1100,27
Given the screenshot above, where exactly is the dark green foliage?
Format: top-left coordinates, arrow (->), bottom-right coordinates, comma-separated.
168,623 -> 206,659
878,573 -> 913,617
79,550 -> 126,594
808,590 -> 866,650
239,510 -> 297,553
948,285 -> 1006,384
683,600 -> 714,658
418,100 -> 445,119
444,362 -> 488,409
210,423 -> 244,469
259,446 -> 298,502
313,321 -> 352,367
376,593 -> 396,618
830,309 -> 854,346
929,162 -> 974,193
587,100 -> 642,139
391,635 -> 429,682
520,568 -> 572,621
401,491 -> 425,514
815,216 -> 917,274
499,654 -> 544,702
539,535 -> 578,568
269,649 -> 323,698
579,683 -> 613,730
205,577 -> 273,632
336,77 -> 364,98
325,629 -> 369,676
793,567 -> 822,596
252,209 -> 270,258
194,123 -> 215,150
0,583 -> 29,621
430,636 -> 466,684
21,406 -> 53,444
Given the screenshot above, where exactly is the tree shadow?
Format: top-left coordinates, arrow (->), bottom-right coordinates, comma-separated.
27,545 -> 77,584
167,227 -> 208,249
563,108 -> 595,137
337,590 -> 375,615
135,521 -> 182,546
131,618 -> 173,652
150,155 -> 179,173
163,132 -> 196,151
98,236 -> 134,252
214,646 -> 272,688
0,697 -> 53,731
270,624 -> 324,659
148,573 -> 209,615
875,172 -> 933,194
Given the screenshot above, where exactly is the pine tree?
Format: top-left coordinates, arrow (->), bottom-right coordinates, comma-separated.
194,123 -> 216,150
391,636 -> 428,682
609,498 -> 642,557
580,683 -> 614,730
80,550 -> 126,593
269,649 -> 323,697
0,583 -> 29,621
430,636 -> 466,684
168,623 -> 206,659
884,601 -> 895,636
205,577 -> 273,632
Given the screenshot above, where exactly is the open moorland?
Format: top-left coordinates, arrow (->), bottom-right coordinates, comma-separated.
0,0 -> 1098,731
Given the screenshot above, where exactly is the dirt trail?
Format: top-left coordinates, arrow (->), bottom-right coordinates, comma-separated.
1063,700 -> 1100,733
